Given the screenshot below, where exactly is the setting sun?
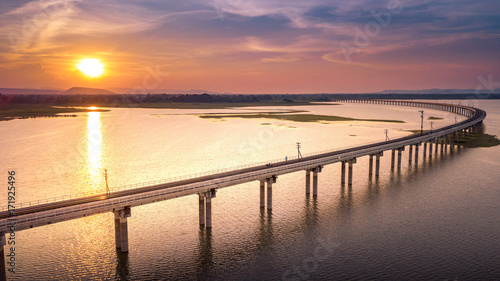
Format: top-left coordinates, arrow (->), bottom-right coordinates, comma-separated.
77,58 -> 104,78
87,106 -> 100,110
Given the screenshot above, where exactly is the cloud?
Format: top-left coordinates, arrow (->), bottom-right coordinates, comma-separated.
0,0 -> 499,92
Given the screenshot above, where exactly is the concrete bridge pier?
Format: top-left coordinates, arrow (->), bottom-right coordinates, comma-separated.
199,189 -> 216,227
391,149 -> 396,170
397,147 -> 405,171
114,211 -> 121,247
375,152 -> 383,177
260,180 -> 266,208
205,195 -> 212,228
423,142 -> 427,159
114,207 -> 131,252
435,138 -> 439,154
312,166 -> 322,196
408,145 -> 413,164
414,143 -> 420,164
341,161 -> 346,185
199,193 -> 206,224
429,141 -> 433,158
368,155 -> 374,176
305,169 -> 311,195
347,158 -> 357,186
267,177 -> 276,210
441,136 -> 445,153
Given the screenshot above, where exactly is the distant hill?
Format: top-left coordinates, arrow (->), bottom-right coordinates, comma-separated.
64,87 -> 116,95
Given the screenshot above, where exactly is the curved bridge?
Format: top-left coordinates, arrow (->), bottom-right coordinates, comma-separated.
0,100 -> 487,264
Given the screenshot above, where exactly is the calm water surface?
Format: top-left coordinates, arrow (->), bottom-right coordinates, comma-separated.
0,101 -> 499,280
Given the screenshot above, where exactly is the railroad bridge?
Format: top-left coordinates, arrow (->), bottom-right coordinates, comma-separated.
0,99 -> 486,280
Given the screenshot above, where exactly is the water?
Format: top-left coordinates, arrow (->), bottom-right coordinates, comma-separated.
0,101 -> 499,280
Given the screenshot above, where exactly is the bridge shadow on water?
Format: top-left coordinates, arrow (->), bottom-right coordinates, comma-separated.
196,226 -> 214,280
115,248 -> 130,280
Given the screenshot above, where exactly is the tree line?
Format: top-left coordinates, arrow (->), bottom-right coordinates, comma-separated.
1,92 -> 499,107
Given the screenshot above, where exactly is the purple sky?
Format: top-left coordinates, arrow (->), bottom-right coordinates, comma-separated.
0,0 -> 499,93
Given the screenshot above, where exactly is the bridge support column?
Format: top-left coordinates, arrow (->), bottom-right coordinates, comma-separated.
429,141 -> 433,157
206,195 -> 212,228
368,155 -> 374,176
267,178 -> 273,210
0,234 -> 5,281
397,147 -> 404,171
199,189 -> 216,227
305,169 -> 311,195
441,136 -> 445,154
415,143 -> 420,164
391,149 -> 395,170
347,158 -> 356,186
199,193 -> 206,224
260,180 -> 265,208
341,161 -> 346,185
435,138 -> 439,154
408,145 -> 413,163
456,130 -> 461,142
116,207 -> 131,253
312,168 -> 319,196
423,142 -> 427,159
114,211 -> 121,248
375,152 -> 383,177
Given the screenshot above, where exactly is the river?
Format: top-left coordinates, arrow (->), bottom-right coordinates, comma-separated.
0,100 -> 498,280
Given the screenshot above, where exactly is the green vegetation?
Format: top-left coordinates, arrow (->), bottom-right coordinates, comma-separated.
428,116 -> 443,120
407,130 -> 500,148
455,133 -> 500,148
0,105 -> 108,121
199,113 -> 404,123
408,130 -> 430,134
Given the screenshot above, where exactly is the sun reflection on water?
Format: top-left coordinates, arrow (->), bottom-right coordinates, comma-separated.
86,112 -> 104,194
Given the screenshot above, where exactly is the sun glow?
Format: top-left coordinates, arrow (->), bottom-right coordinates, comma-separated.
78,58 -> 104,78
88,106 -> 100,111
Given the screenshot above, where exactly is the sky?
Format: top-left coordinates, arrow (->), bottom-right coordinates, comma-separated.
0,0 -> 499,94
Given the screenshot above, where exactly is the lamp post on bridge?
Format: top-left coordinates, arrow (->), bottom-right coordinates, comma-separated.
419,110 -> 424,134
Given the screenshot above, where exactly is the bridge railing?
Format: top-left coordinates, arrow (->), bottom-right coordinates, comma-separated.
0,136 -> 392,211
